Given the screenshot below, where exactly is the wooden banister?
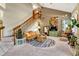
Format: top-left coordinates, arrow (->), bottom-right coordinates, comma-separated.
13,12 -> 40,30
13,17 -> 33,31
13,11 -> 41,45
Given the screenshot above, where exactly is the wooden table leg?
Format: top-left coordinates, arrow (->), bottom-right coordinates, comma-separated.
0,26 -> 5,41
0,30 -> 1,41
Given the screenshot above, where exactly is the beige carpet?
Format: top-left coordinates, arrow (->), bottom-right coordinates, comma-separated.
3,37 -> 73,56
0,37 -> 14,55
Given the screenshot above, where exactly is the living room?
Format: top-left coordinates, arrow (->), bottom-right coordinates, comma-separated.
0,3 -> 79,56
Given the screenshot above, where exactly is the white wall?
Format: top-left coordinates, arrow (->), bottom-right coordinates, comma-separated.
23,19 -> 39,32
0,9 -> 3,20
3,3 -> 33,36
72,4 -> 79,19
0,3 -> 6,9
0,3 -> 5,20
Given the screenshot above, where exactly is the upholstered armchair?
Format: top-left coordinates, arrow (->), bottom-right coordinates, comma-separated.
25,31 -> 37,41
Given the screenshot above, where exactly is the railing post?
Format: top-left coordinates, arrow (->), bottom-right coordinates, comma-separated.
13,30 -> 16,45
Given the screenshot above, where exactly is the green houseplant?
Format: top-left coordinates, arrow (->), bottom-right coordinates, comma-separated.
67,18 -> 79,46
67,34 -> 77,46
71,18 -> 79,28
16,28 -> 23,39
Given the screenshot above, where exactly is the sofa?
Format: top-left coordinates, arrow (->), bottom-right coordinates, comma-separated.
25,31 -> 47,42
25,31 -> 37,41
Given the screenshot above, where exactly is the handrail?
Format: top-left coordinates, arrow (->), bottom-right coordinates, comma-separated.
13,12 -> 40,31
13,17 -> 32,31
13,12 -> 41,45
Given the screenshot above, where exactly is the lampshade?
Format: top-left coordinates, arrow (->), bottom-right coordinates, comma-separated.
38,26 -> 40,29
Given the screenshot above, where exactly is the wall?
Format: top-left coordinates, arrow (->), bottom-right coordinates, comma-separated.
0,3 -> 5,20
0,3 -> 5,9
41,7 -> 71,32
72,4 -> 79,19
3,3 -> 33,36
41,7 -> 71,26
22,19 -> 41,33
0,8 -> 3,20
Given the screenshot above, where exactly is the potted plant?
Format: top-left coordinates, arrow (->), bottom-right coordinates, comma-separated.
16,28 -> 24,45
16,28 -> 23,39
67,18 -> 79,46
67,34 -> 77,46
76,21 -> 79,28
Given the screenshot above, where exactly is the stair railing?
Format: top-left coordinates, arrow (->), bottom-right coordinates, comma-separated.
13,10 -> 41,45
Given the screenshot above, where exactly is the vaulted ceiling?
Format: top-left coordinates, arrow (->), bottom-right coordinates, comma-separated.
40,3 -> 77,13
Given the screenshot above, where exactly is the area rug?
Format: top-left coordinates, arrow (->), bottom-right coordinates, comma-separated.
26,39 -> 55,48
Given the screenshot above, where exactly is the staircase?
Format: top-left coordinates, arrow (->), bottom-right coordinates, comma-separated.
13,9 -> 41,45
0,37 -> 14,55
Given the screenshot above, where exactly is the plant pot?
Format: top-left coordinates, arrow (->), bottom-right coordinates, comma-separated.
69,41 -> 76,46
75,44 -> 79,56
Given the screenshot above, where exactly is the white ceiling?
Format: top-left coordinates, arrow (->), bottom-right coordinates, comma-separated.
40,3 -> 77,13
